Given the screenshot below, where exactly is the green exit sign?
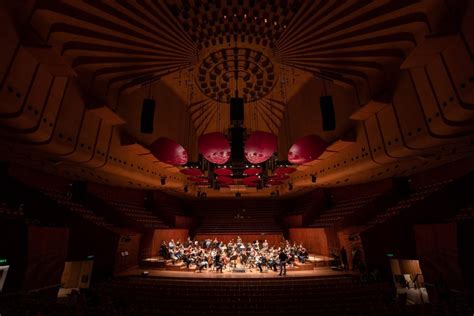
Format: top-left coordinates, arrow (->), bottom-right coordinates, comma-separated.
0,258 -> 7,265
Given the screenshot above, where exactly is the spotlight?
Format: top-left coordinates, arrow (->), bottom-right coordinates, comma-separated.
288,182 -> 293,191
160,176 -> 166,185
311,174 -> 317,183
142,271 -> 150,276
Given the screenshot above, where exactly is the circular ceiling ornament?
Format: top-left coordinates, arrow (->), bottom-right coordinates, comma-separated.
150,137 -> 188,166
180,168 -> 203,176
288,135 -> 328,164
196,48 -> 277,103
198,132 -> 231,165
244,131 -> 277,164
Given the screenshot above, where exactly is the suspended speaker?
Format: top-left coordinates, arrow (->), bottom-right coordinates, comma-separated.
141,99 -> 155,134
230,97 -> 244,125
320,96 -> 335,131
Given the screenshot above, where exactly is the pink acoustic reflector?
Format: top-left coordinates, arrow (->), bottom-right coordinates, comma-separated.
180,168 -> 203,176
244,131 -> 277,164
243,175 -> 260,182
274,167 -> 297,175
198,132 -> 231,165
187,176 -> 209,182
267,180 -> 283,186
243,167 -> 262,175
150,137 -> 188,166
216,176 -> 233,183
214,168 -> 233,176
288,135 -> 328,164
269,174 -> 290,181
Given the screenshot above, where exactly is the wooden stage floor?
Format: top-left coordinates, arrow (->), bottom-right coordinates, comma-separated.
118,266 -> 353,279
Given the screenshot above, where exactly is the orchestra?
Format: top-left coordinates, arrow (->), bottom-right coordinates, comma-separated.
158,236 -> 309,275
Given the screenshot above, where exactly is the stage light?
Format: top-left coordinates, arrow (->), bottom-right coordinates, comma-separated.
160,176 -> 166,185
142,271 -> 150,276
311,174 -> 317,183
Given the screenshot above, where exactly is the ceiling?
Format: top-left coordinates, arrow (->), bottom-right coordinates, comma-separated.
0,0 -> 473,198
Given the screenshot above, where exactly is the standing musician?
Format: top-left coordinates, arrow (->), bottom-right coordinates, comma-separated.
214,252 -> 223,273
278,250 -> 288,276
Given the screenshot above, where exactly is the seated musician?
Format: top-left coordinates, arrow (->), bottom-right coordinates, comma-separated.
196,252 -> 208,272
182,250 -> 193,268
170,248 -> 181,265
298,247 -> 309,263
256,252 -> 267,273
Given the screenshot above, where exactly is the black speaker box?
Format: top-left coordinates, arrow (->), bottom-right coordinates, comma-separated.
230,126 -> 245,162
141,99 -> 156,134
230,97 -> 244,124
320,96 -> 336,131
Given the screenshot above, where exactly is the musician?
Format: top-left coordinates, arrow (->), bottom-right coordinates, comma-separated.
168,239 -> 176,250
278,250 -> 288,276
196,252 -> 208,272
298,247 -> 309,263
214,253 -> 223,273
262,240 -> 269,250
256,252 -> 267,273
159,240 -> 169,259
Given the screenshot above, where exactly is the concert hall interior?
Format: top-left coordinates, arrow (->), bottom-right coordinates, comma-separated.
0,0 -> 474,315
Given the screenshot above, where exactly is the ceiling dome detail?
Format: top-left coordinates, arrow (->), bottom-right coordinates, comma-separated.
197,48 -> 276,103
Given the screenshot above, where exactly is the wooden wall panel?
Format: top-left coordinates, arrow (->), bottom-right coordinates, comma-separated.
151,228 -> 189,257
288,228 -> 329,256
193,233 -> 284,247
0,47 -> 38,115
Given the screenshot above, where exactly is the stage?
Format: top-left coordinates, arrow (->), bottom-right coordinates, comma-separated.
119,254 -> 347,279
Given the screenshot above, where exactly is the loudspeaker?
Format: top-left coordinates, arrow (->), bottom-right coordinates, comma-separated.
140,99 -> 155,134
320,96 -> 335,131
230,97 -> 244,125
230,126 -> 245,162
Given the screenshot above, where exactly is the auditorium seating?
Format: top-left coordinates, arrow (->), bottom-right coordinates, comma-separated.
0,202 -> 24,219
86,276 -> 417,315
193,208 -> 283,233
40,187 -> 118,231
102,198 -> 168,229
367,179 -> 453,226
309,193 -> 382,227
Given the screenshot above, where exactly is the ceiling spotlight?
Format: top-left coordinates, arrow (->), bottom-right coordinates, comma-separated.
160,176 -> 166,185
311,174 -> 317,183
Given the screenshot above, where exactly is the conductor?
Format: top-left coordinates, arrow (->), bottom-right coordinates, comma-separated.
278,250 -> 288,276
